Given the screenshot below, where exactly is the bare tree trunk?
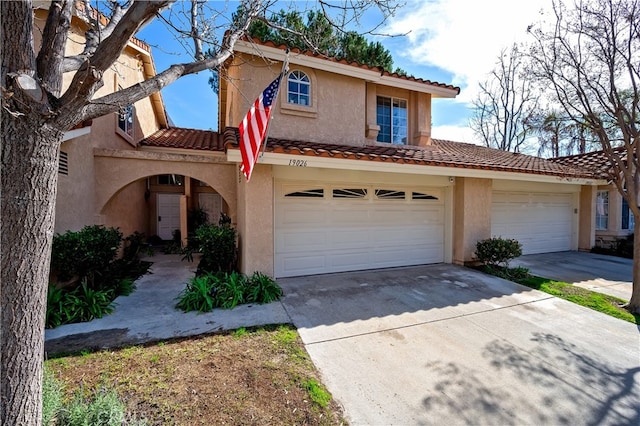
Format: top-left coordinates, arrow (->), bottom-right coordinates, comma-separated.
1,115 -> 62,425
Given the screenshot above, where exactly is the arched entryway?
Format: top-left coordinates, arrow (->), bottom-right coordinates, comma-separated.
94,149 -> 237,245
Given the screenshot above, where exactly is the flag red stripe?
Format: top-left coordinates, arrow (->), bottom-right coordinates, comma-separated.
238,76 -> 281,181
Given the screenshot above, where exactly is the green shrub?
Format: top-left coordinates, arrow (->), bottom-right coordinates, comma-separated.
475,237 -> 522,268
176,271 -> 283,312
47,227 -> 151,329
42,367 -> 64,426
246,272 -> 283,304
51,225 -> 123,284
45,283 -> 115,328
196,224 -> 237,273
60,388 -> 126,426
176,274 -> 217,313
214,272 -> 247,309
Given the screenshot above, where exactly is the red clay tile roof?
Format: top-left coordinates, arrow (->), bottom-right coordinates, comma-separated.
550,147 -> 625,178
242,37 -> 460,95
221,127 -> 598,179
140,128 -> 225,151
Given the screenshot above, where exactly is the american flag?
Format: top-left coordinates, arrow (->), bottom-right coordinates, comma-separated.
238,76 -> 281,181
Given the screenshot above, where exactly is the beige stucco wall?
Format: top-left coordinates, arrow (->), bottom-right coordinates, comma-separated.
101,179 -> 148,238
453,178 -> 493,264
579,185 -> 596,250
34,9 -> 163,235
222,54 -> 433,147
237,163 -> 274,276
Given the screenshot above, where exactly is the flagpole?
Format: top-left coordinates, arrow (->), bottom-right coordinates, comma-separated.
259,48 -> 290,159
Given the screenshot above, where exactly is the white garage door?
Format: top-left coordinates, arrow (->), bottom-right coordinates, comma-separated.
275,184 -> 445,277
492,191 -> 574,254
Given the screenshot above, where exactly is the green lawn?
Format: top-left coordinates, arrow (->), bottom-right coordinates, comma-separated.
516,275 -> 639,325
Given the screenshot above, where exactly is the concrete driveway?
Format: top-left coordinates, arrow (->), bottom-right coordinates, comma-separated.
278,264 -> 640,425
512,251 -> 633,300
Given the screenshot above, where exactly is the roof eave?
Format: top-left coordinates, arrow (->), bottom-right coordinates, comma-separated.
232,40 -> 459,98
226,148 -> 602,185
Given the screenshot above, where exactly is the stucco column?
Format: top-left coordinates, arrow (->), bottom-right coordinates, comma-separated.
413,92 -> 432,146
365,82 -> 379,142
578,185 -> 596,251
237,164 -> 275,276
453,177 -> 492,264
180,195 -> 188,247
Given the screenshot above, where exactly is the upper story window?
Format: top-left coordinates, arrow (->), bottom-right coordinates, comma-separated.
287,71 -> 311,106
376,96 -> 407,145
118,104 -> 134,138
596,190 -> 609,230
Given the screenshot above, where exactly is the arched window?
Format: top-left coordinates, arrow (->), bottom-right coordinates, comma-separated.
287,70 -> 311,106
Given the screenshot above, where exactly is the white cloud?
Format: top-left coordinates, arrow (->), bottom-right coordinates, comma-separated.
386,0 -> 551,101
431,124 -> 476,143
383,0 -> 552,143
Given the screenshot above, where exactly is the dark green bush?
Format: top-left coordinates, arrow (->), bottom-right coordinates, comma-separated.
176,274 -> 218,313
196,224 -> 237,273
45,282 -> 115,328
475,237 -> 523,268
51,225 -> 123,283
47,227 -> 151,328
246,272 -> 283,304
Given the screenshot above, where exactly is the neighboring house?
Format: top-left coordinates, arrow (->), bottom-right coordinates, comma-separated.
552,148 -> 634,247
51,15 -> 608,278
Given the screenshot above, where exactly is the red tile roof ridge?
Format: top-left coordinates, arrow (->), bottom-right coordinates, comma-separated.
220,127 -> 598,179
140,127 -> 224,151
242,36 -> 460,94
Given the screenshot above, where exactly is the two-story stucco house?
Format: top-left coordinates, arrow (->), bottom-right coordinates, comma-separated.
55,27 -> 607,278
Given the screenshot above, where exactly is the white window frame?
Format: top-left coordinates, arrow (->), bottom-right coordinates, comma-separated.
376,96 -> 408,145
287,70 -> 311,106
596,190 -> 609,230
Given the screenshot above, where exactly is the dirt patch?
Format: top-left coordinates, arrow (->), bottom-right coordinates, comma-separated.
46,325 -> 346,425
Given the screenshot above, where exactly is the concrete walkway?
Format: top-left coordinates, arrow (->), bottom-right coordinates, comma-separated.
278,264 -> 640,426
512,251 -> 633,300
44,254 -> 289,354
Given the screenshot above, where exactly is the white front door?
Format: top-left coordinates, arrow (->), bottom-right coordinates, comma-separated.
157,193 -> 181,240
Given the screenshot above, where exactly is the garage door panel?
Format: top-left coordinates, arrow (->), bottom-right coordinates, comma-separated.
491,191 -> 573,255
329,229 -> 371,249
279,207 -> 327,225
276,184 -> 446,277
277,230 -> 327,253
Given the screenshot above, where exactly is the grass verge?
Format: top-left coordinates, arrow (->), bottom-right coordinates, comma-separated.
480,265 -> 639,325
45,324 -> 345,425
516,275 -> 639,325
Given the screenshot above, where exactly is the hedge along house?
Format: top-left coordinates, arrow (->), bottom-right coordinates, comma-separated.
216,38 -> 606,277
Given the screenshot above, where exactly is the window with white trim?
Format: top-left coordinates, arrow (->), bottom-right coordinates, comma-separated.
376,96 -> 407,144
596,190 -> 609,230
287,70 -> 311,106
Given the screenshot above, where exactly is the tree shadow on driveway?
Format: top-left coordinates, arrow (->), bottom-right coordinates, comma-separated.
421,332 -> 640,426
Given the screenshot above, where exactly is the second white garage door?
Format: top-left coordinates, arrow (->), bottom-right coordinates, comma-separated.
275,184 -> 445,277
491,191 -> 574,254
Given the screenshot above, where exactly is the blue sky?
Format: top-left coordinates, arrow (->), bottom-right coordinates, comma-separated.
137,0 -> 553,143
